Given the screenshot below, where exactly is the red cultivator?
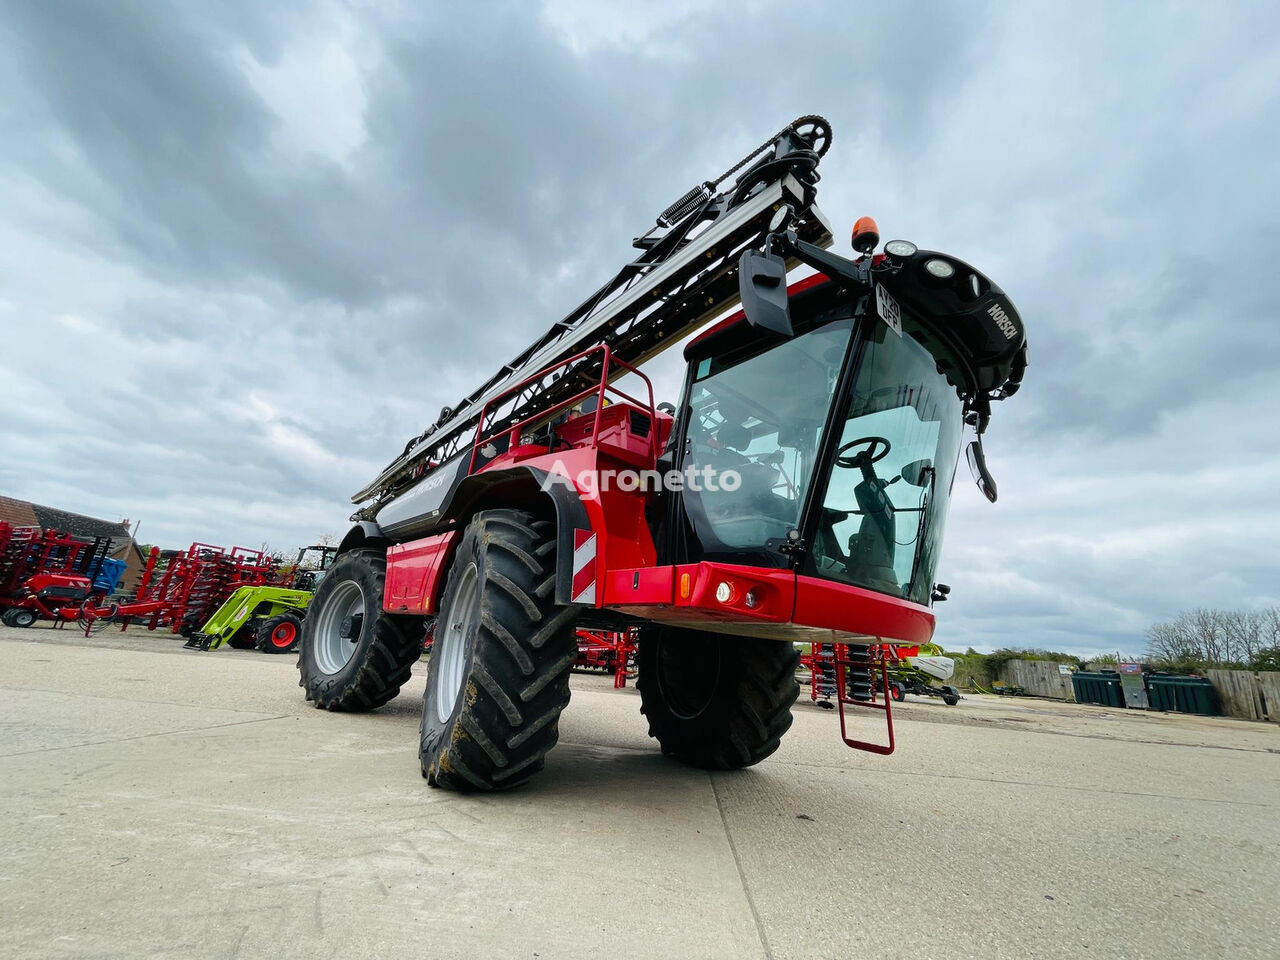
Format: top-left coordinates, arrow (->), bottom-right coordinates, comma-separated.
574,628 -> 638,688
63,542 -> 283,637
0,522 -> 124,628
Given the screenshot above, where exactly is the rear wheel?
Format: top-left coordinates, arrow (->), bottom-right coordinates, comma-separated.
636,628 -> 799,769
298,549 -> 421,710
420,509 -> 579,791
258,613 -> 303,654
3,608 -> 37,628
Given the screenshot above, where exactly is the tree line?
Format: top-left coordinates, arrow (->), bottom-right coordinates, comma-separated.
1146,607 -> 1280,672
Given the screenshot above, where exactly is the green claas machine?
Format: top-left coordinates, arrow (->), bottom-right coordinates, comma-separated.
186,546 -> 337,653
189,585 -> 314,652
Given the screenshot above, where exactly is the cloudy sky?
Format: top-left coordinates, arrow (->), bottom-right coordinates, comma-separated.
2,1 -> 1277,656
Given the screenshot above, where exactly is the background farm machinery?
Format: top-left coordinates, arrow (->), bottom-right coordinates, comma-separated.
184,546 -> 336,653
885,645 -> 962,705
0,521 -> 127,627
52,541 -> 278,639
2,529 -> 337,655
798,641 -> 961,755
574,629 -> 638,688
802,642 -> 961,711
186,584 -> 314,653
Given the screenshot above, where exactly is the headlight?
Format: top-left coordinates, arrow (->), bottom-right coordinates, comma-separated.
924,258 -> 955,279
884,240 -> 917,258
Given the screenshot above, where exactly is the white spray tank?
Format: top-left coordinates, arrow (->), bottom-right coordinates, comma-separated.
906,654 -> 955,682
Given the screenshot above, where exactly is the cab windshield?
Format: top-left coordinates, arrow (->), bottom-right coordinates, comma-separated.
681,318 -> 854,565
809,324 -> 963,603
677,313 -> 962,601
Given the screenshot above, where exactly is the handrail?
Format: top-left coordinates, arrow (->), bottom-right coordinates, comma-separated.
470,344 -> 659,473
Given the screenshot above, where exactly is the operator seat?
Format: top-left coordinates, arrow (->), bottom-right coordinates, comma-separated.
685,422 -> 795,550
845,477 -> 901,596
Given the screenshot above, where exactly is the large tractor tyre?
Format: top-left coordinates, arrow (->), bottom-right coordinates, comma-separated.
257,613 -> 303,654
420,509 -> 579,792
298,548 -> 421,711
3,608 -> 37,628
636,629 -> 800,770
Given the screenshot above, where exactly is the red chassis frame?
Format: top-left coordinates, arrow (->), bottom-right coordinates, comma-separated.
381,341 -> 938,754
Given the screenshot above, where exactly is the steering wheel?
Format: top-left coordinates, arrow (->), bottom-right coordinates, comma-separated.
836,436 -> 891,469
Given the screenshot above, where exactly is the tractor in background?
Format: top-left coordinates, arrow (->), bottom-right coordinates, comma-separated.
185,545 -> 337,653
186,584 -> 314,653
283,545 -> 338,591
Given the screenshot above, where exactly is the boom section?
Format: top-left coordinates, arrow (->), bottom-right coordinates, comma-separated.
354,128 -> 835,511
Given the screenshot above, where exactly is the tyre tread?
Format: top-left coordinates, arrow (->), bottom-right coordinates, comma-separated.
297,548 -> 421,710
636,631 -> 799,770
422,509 -> 578,791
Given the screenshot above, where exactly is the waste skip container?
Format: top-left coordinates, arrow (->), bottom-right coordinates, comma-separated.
1071,671 -> 1125,707
1146,675 -> 1220,715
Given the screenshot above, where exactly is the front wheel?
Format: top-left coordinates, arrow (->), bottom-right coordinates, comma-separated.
258,613 -> 303,654
636,629 -> 799,769
298,549 -> 421,710
420,509 -> 579,791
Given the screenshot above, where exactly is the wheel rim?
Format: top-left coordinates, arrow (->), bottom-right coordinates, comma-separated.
271,622 -> 297,648
434,562 -> 478,724
15,610 -> 36,627
655,635 -> 720,721
313,581 -> 364,674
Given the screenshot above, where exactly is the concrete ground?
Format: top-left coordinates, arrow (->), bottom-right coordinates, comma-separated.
1,623 -> 1277,960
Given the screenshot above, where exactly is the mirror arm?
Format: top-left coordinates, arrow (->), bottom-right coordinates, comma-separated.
768,230 -> 868,288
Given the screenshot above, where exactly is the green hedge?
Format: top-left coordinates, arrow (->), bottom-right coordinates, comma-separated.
942,647 -> 1083,690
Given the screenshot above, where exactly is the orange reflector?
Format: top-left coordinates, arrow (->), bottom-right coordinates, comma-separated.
679,573 -> 691,599
852,216 -> 880,255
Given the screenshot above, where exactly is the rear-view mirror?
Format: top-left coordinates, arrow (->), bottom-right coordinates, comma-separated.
966,438 -> 998,503
738,248 -> 793,337
899,458 -> 933,487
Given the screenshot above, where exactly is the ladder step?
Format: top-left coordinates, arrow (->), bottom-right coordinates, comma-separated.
831,645 -> 896,756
